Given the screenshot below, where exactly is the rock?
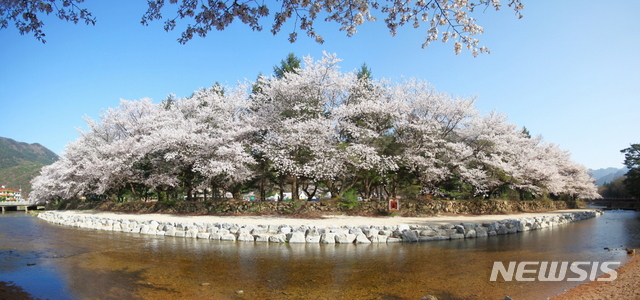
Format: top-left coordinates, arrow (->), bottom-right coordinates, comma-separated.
287,232 -> 306,243
305,234 -> 321,243
279,226 -> 292,234
449,233 -> 465,239
420,296 -> 438,300
462,223 -> 477,231
370,235 -> 388,243
305,228 -> 321,243
355,233 -> 371,244
253,234 -> 270,242
442,229 -> 457,236
335,233 -> 356,243
379,230 -> 393,236
267,224 -> 279,234
497,225 -> 508,235
331,228 -> 349,235
237,232 -> 255,242
186,228 -> 199,238
220,233 -> 236,241
401,230 -> 419,242
196,233 -> 211,239
420,229 -> 438,237
464,229 -> 476,238
236,228 -> 251,235
251,227 -> 268,235
320,233 -> 336,244
349,228 -> 363,235
397,224 -> 410,232
269,234 -> 287,243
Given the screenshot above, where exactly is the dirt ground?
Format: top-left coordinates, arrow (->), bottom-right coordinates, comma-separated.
0,281 -> 37,300
551,253 -> 640,300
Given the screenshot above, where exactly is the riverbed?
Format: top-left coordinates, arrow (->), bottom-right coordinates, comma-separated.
1,210 -> 639,300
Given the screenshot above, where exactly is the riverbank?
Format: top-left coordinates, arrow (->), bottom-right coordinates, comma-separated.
0,281 -> 35,300
551,253 -> 640,300
39,208 -> 601,244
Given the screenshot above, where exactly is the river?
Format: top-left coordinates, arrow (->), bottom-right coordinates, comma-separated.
1,210 -> 639,300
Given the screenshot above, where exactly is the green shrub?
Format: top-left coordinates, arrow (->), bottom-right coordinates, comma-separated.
339,189 -> 359,208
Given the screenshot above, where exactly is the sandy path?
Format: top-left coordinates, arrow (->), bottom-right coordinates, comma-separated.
52,208 -> 597,227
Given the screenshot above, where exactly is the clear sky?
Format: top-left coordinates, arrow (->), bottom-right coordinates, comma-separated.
1,0 -> 638,170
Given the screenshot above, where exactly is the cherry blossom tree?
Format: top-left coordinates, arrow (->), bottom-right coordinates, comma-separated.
392,78 -> 476,196
4,1 -> 524,55
30,53 -> 600,204
250,53 -> 352,200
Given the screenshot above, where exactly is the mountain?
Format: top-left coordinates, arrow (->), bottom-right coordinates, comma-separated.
0,137 -> 59,199
590,167 -> 628,186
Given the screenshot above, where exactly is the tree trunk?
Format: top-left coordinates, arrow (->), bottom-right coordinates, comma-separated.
129,182 -> 138,200
301,180 -> 318,200
278,180 -> 285,202
292,176 -> 299,201
203,187 -> 208,202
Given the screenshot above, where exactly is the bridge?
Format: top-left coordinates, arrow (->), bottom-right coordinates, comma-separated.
584,198 -> 640,210
0,201 -> 42,213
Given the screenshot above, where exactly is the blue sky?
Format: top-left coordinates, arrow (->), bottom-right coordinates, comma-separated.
1,0 -> 638,171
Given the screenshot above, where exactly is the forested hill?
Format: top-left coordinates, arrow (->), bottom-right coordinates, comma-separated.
0,137 -> 59,199
590,167 -> 628,186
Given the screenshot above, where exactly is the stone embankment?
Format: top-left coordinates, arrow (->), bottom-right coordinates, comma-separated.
38,210 -> 603,244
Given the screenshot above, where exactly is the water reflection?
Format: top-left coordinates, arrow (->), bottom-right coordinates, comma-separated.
1,210 -> 639,300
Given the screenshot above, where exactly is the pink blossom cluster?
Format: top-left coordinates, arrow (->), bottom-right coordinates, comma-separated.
30,53 -> 598,202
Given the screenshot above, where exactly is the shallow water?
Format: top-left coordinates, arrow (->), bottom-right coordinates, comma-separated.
1,210 -> 639,300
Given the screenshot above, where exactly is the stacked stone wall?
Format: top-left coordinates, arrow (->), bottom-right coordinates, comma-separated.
38,209 -> 602,245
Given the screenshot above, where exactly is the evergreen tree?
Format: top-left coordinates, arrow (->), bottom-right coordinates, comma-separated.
273,53 -> 301,79
621,144 -> 640,197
